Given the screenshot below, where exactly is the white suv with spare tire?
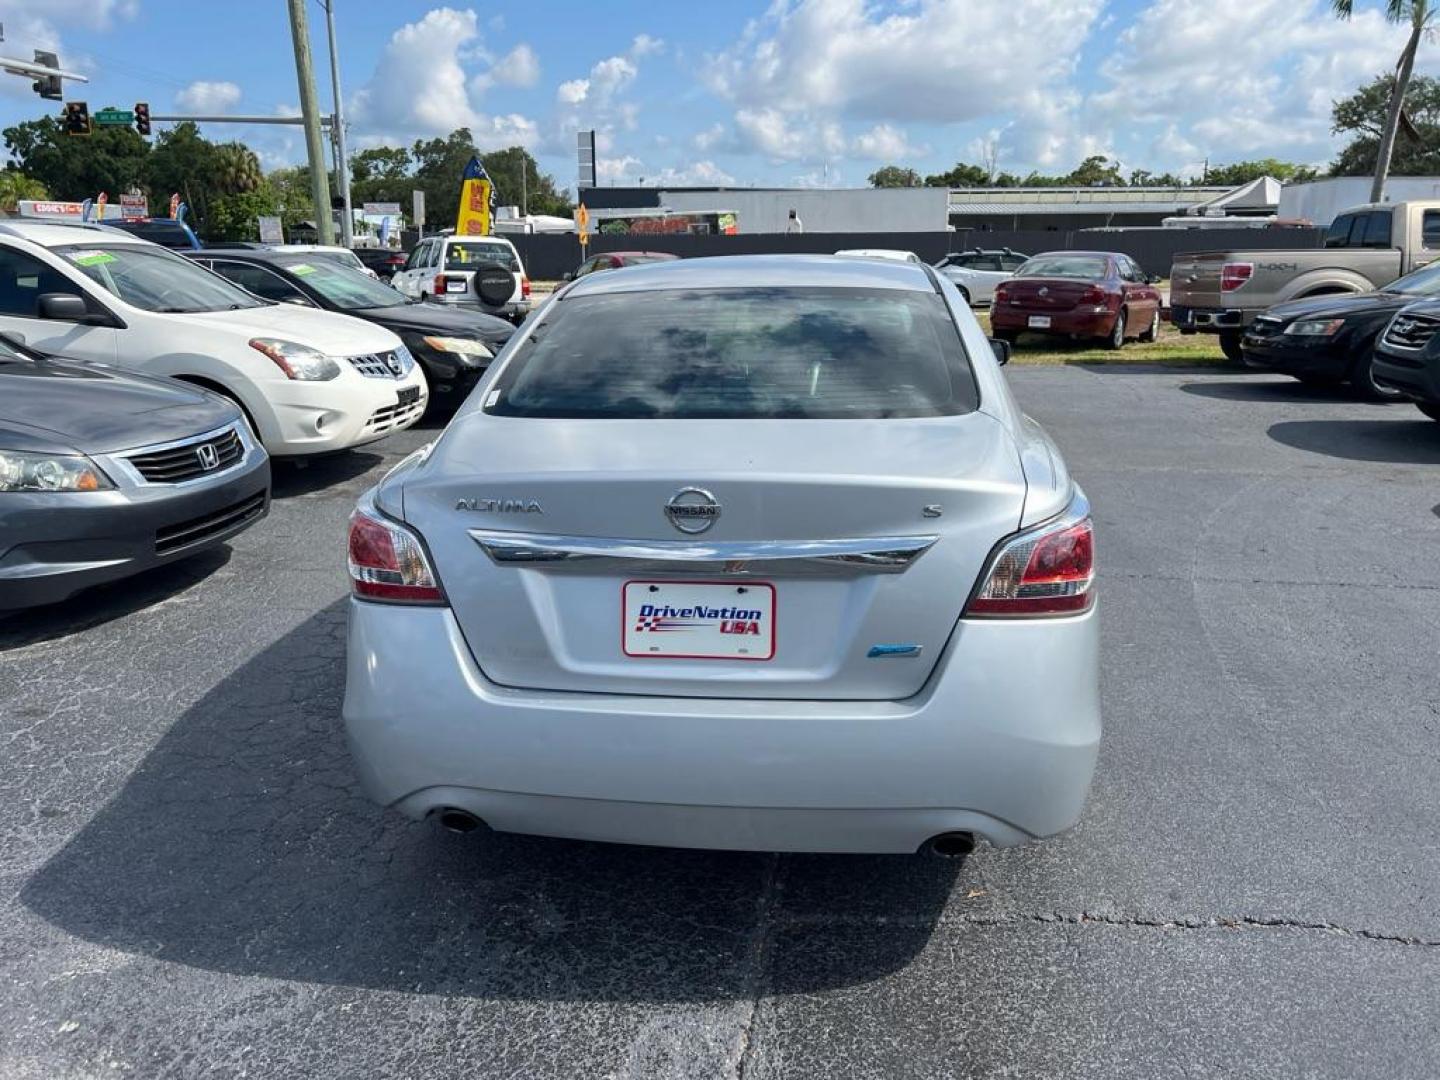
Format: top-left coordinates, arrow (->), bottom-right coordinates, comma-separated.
390,234 -> 531,323
0,220 -> 427,457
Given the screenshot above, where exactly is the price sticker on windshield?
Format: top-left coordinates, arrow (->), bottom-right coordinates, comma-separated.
71,251 -> 116,267
290,263 -> 317,276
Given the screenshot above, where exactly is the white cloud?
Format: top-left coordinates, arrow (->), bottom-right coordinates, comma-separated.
851,123 -> 926,161
490,43 -> 540,88
557,79 -> 589,105
653,160 -> 735,186
734,107 -> 844,162
176,81 -> 242,113
706,0 -> 1104,124
595,156 -> 734,187
350,8 -> 538,148
630,33 -> 665,57
597,154 -> 644,182
590,56 -> 638,100
694,123 -> 726,151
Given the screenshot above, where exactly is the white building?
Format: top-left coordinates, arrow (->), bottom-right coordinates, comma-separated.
1279,176 -> 1440,227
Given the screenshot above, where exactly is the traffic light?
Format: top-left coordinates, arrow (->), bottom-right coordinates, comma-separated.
134,102 -> 150,137
63,101 -> 90,137
31,51 -> 62,101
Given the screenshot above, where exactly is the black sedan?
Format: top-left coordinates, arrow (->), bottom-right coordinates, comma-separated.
186,249 -> 515,407
1240,262 -> 1440,400
1372,299 -> 1440,423
0,335 -> 270,610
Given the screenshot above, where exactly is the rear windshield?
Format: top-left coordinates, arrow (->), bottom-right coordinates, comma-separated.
446,242 -> 517,271
486,287 -> 979,419
1014,255 -> 1108,279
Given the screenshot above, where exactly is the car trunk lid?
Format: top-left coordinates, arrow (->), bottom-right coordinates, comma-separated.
401,413 -> 1027,700
1000,277 -> 1099,312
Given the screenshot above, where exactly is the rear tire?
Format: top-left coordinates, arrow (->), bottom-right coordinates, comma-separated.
993,329 -> 1018,345
1105,309 -> 1126,350
1219,331 -> 1244,363
1417,402 -> 1440,422
1139,309 -> 1160,343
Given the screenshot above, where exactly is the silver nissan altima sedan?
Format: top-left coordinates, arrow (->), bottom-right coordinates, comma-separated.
342,255 -> 1099,856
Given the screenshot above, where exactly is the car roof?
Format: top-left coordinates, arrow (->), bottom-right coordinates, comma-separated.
563,254 -> 934,298
833,248 -> 920,261
196,248 -> 296,264
1029,250 -> 1115,259
605,251 -> 679,259
0,220 -> 149,248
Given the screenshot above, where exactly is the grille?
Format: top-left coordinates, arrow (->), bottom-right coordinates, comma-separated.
349,350 -> 408,379
126,427 -> 244,484
155,492 -> 267,555
364,398 -> 426,436
1382,313 -> 1440,352
1247,316 -> 1284,339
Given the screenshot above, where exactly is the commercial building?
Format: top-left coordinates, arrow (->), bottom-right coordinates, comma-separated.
1278,176 -> 1440,227
576,185 -> 948,234
947,179 -> 1280,232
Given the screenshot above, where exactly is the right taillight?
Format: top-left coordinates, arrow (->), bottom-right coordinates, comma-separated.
347,503 -> 445,604
966,511 -> 1095,618
1221,262 -> 1254,292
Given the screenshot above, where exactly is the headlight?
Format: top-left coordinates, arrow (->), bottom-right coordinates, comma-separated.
1283,318 -> 1345,337
248,338 -> 341,380
421,335 -> 493,361
0,450 -> 113,492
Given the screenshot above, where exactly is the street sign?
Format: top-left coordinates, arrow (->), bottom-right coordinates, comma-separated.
258,216 -> 284,244
411,190 -> 425,227
94,107 -> 134,126
362,201 -> 400,216
119,193 -> 146,220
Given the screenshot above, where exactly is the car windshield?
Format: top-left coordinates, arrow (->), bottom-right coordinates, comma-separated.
445,242 -> 517,270
1385,262 -> 1440,296
622,255 -> 671,266
1014,255 -> 1109,279
59,244 -> 265,313
282,259 -> 409,310
487,287 -> 978,419
306,250 -> 368,273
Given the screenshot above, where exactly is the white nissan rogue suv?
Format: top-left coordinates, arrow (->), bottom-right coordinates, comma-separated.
0,221 -> 427,456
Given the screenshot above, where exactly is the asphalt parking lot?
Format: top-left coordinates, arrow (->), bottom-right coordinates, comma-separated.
3,365 -> 1438,1079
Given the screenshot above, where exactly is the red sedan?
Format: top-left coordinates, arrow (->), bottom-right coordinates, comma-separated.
991,251 -> 1162,349
563,251 -> 679,281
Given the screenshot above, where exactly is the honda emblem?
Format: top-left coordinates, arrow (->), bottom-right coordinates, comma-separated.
196,443 -> 220,471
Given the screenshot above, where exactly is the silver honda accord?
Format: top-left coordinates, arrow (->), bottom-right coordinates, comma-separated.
343,255 -> 1099,855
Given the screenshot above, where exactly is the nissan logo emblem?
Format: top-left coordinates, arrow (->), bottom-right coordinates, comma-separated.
664,487 -> 721,534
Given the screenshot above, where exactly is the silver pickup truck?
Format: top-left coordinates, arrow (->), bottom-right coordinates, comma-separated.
1170,200 -> 1440,360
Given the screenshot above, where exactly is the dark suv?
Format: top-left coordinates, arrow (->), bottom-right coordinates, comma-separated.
1372,301 -> 1440,421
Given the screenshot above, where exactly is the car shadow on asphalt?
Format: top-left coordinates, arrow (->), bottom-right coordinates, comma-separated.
20,601 -> 957,1002
269,452 -> 386,500
1267,418 -> 1440,464
1179,379 -> 1361,404
0,547 -> 232,650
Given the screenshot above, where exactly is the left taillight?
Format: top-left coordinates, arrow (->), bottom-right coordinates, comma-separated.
966,505 -> 1095,618
521,275 -> 532,299
347,504 -> 445,604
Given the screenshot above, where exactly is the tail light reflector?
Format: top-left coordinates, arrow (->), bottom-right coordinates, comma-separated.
966,509 -> 1095,618
348,504 -> 445,604
521,275 -> 532,298
1079,285 -> 1108,305
433,273 -> 449,295
1221,263 -> 1254,292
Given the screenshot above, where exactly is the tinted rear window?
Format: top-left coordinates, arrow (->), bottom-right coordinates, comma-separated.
1015,255 -> 1108,279
446,242 -> 517,270
486,287 -> 978,419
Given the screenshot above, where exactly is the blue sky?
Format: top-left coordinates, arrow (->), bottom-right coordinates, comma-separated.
0,0 -> 1433,194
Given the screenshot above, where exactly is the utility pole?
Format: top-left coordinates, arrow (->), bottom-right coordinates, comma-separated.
323,0 -> 353,247
286,0 -> 334,244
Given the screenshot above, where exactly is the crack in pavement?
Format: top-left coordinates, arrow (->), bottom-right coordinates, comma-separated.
778,908 -> 1440,946
732,853 -> 782,1080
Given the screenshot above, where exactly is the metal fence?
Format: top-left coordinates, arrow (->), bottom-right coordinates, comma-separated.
505,227 -> 1326,281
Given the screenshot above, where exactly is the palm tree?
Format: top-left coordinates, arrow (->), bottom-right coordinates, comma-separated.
0,170 -> 48,212
211,143 -> 263,195
1334,0 -> 1437,203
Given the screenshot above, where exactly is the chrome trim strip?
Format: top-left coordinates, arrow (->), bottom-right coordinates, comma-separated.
469,530 -> 939,573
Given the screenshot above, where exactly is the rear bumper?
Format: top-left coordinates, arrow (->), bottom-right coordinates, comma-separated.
342,600 -> 1101,853
0,453 -> 270,610
1372,345 -> 1440,403
1170,305 -> 1250,333
427,295 -> 531,323
991,306 -> 1115,338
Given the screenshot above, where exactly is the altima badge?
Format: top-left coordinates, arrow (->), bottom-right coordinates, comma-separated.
455,497 -> 543,513
665,487 -> 721,534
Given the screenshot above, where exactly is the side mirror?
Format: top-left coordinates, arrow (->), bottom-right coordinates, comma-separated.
561,272 -> 574,282
989,337 -> 1012,367
1148,273 -> 1163,284
37,293 -> 93,323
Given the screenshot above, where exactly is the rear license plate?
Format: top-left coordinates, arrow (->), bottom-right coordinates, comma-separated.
397,386 -> 420,407
623,580 -> 776,661
445,279 -> 468,294
1028,315 -> 1052,329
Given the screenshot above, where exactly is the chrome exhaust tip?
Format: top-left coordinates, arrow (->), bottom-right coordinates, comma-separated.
921,832 -> 976,860
434,808 -> 485,834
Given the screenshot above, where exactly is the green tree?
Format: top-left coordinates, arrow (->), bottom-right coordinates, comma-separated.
410,128 -> 480,229
351,146 -> 411,184
3,112 -> 149,200
205,184 -> 284,242
1333,0 -> 1437,202
1129,168 -> 1185,186
268,165 -> 315,232
1201,159 -> 1318,186
0,169 -> 48,211
867,165 -> 922,187
212,142 -> 263,194
923,162 -> 991,187
145,122 -> 220,223
1065,155 -> 1127,186
1332,73 -> 1440,177
481,146 -> 571,216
